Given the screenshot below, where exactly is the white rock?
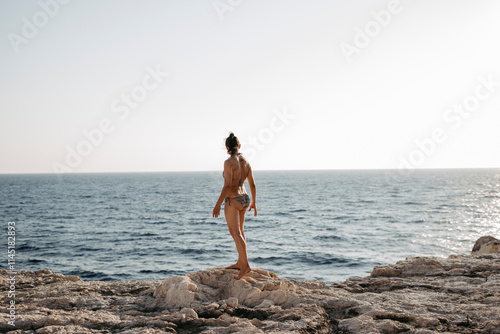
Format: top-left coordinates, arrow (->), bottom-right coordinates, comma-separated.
226,297 -> 238,308
476,240 -> 500,254
153,268 -> 301,309
180,307 -> 198,319
472,235 -> 500,254
153,276 -> 199,308
255,299 -> 274,309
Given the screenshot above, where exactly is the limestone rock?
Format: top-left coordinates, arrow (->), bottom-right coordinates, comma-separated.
154,268 -> 300,310
337,315 -> 379,334
226,297 -> 238,308
2,237 -> 500,333
472,235 -> 500,254
472,235 -> 498,252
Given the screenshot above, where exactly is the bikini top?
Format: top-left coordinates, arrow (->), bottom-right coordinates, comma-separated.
222,154 -> 244,187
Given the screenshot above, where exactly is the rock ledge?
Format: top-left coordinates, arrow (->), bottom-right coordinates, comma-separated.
1,254 -> 499,333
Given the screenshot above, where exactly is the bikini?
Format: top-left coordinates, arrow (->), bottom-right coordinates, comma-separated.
226,194 -> 250,209
223,155 -> 250,209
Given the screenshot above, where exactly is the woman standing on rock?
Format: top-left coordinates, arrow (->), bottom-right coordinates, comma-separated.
213,132 -> 257,280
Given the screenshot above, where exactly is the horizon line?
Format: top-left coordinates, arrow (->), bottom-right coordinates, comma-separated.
1,166 -> 500,176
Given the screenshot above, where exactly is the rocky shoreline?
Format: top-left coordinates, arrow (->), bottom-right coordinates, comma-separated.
1,239 -> 499,333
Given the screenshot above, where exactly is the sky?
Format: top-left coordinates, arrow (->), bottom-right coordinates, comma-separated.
1,0 -> 500,173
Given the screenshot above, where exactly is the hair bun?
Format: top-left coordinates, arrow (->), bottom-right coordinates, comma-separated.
225,132 -> 240,155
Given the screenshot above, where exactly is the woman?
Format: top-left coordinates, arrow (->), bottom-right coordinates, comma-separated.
213,132 -> 257,280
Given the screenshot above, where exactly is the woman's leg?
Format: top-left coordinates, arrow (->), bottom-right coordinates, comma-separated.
224,200 -> 251,278
239,209 -> 246,241
237,209 -> 251,279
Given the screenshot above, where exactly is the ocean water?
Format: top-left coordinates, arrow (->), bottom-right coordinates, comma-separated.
1,169 -> 499,284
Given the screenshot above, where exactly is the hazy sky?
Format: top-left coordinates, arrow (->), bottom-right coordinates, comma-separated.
1,0 -> 500,173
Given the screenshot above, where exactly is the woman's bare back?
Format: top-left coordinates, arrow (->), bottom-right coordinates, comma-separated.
224,154 -> 249,198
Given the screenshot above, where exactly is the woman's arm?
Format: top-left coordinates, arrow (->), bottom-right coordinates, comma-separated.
247,164 -> 257,216
213,160 -> 232,218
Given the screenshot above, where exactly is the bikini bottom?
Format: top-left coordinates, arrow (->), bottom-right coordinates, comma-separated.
225,194 -> 250,210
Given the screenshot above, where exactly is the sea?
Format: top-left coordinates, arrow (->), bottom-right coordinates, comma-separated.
1,169 -> 499,284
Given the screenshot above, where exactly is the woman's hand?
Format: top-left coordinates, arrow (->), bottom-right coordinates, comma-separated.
213,205 -> 221,218
248,203 -> 257,216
